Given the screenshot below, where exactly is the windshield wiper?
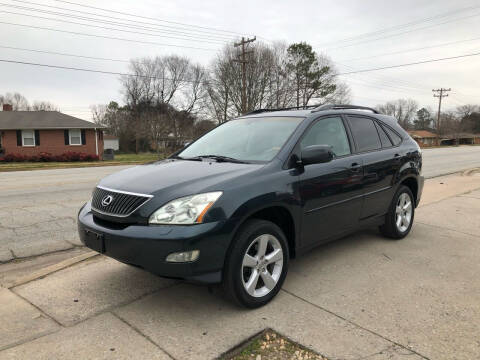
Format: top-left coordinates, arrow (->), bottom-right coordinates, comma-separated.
184,155 -> 248,164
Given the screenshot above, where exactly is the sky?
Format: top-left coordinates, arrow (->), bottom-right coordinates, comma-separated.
0,0 -> 479,120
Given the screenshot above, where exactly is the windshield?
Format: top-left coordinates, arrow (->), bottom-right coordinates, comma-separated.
178,116 -> 303,162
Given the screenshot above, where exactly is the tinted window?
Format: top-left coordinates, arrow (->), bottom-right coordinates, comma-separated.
347,116 -> 381,152
179,116 -> 302,162
301,116 -> 350,157
375,122 -> 393,148
383,125 -> 402,145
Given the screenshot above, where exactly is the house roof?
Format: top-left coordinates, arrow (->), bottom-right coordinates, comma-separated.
441,133 -> 478,139
0,111 -> 105,130
408,130 -> 437,138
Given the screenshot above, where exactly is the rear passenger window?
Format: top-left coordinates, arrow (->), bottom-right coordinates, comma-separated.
347,116 -> 381,152
375,122 -> 393,148
383,125 -> 402,146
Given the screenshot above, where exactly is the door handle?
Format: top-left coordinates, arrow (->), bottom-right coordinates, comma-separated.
350,162 -> 362,172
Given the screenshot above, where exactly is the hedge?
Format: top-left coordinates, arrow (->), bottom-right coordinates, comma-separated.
0,151 -> 99,162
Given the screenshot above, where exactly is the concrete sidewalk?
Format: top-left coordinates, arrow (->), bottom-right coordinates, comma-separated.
0,173 -> 479,359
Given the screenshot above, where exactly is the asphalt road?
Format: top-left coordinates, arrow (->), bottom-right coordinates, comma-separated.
421,145 -> 480,178
0,166 -> 131,262
1,145 -> 479,262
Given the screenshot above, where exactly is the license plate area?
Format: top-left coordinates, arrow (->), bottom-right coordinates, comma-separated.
84,229 -> 105,253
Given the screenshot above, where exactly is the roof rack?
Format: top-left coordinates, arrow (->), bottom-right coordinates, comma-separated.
245,105 -> 318,115
311,104 -> 379,114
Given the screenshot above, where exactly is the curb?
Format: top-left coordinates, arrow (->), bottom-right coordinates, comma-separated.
5,251 -> 99,289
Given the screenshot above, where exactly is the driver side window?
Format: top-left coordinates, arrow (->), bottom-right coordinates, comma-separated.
300,117 -> 351,157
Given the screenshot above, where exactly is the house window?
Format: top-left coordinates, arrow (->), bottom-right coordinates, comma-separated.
22,130 -> 35,147
69,129 -> 82,145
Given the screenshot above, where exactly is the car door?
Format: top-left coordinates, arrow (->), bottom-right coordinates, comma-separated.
346,115 -> 402,220
298,116 -> 365,249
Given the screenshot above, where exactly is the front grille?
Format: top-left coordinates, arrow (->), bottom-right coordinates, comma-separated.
91,186 -> 152,217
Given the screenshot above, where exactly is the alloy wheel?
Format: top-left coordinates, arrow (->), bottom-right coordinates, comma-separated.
395,192 -> 412,232
241,234 -> 284,298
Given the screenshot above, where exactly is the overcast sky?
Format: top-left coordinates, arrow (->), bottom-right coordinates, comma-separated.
0,0 -> 479,120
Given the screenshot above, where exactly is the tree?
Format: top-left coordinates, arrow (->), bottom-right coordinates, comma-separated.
438,111 -> 462,139
376,99 -> 418,130
32,101 -> 58,111
456,105 -> 480,134
413,108 -> 433,130
92,102 -> 133,151
0,92 -> 58,111
205,51 -> 233,124
205,41 -> 348,124
120,56 -> 207,152
286,43 -> 336,107
461,112 -> 480,133
0,92 -> 29,110
455,104 -> 479,119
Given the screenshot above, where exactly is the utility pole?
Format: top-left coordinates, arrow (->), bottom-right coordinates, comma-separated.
234,36 -> 256,114
432,88 -> 451,131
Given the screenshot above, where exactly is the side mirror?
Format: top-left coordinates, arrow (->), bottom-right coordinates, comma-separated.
300,145 -> 334,166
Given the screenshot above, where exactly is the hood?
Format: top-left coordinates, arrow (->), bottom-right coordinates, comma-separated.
98,159 -> 263,198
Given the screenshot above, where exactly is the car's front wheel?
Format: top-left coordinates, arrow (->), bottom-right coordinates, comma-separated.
223,219 -> 289,308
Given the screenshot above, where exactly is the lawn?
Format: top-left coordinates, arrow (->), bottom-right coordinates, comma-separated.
223,330 -> 328,360
0,152 -> 165,172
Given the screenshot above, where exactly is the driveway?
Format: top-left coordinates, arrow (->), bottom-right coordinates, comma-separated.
0,174 -> 479,359
1,145 -> 480,262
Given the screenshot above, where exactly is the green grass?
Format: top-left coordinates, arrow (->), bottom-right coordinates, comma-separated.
0,152 -> 165,172
222,330 -> 328,360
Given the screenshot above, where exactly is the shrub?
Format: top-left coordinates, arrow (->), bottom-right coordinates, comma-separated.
0,151 -> 99,163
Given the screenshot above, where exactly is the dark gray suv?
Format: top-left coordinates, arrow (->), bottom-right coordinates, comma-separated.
78,104 -> 424,308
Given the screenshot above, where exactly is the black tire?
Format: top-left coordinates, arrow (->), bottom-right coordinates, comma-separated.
223,219 -> 289,308
379,185 -> 415,239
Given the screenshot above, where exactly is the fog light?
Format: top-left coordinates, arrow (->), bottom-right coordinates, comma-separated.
166,250 -> 200,263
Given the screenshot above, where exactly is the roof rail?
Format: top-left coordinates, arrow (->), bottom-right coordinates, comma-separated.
245,104 -> 319,115
311,104 -> 380,114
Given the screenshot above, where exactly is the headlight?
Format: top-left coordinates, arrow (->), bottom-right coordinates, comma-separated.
149,191 -> 222,225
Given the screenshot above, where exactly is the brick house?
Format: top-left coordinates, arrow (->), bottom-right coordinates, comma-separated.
0,104 -> 104,159
408,130 -> 438,147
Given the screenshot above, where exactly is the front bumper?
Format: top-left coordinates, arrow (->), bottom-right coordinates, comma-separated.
77,202 -> 233,284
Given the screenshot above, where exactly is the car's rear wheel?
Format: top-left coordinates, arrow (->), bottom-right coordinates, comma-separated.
223,219 -> 289,308
379,185 -> 415,239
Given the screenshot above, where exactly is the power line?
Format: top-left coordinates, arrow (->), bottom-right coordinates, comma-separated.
336,51 -> 480,75
0,44 -> 129,63
1,51 -> 479,86
0,58 -> 204,82
317,4 -> 480,47
337,35 -> 480,62
343,77 -> 427,95
0,9 -> 228,45
0,21 -> 217,51
50,0 -> 249,37
335,61 -> 429,91
2,2 -> 236,42
324,11 -> 480,51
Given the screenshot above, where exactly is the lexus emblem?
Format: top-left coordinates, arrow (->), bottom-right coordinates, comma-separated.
101,195 -> 114,207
